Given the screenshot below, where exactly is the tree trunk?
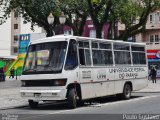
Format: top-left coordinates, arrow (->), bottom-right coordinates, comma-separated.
45,25 -> 54,37
95,24 -> 103,38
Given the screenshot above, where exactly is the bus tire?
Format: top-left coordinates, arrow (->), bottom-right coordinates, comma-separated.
122,83 -> 131,100
28,100 -> 38,109
67,88 -> 77,109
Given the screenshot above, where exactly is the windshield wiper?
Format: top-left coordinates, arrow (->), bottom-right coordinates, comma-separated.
23,68 -> 37,72
45,66 -> 54,71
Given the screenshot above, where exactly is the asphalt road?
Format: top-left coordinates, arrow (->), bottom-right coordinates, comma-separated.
1,92 -> 160,120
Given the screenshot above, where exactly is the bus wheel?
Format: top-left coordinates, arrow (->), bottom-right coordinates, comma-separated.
67,88 -> 77,109
28,100 -> 38,108
122,84 -> 131,100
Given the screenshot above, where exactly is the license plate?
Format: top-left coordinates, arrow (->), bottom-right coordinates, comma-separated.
34,93 -> 41,97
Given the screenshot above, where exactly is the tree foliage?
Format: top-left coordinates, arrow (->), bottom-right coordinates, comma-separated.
0,0 -> 160,40
59,0 -> 89,36
116,0 -> 160,41
87,0 -> 160,40
0,0 -> 88,37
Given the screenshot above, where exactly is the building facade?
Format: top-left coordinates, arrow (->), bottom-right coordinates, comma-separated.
139,10 -> 160,73
10,11 -> 43,55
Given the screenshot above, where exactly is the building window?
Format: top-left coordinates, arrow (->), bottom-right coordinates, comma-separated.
14,24 -> 18,29
149,34 -> 159,44
150,14 -> 153,23
155,35 -> 159,43
89,30 -> 96,38
89,30 -> 104,38
14,35 -> 18,42
64,30 -> 73,35
150,12 -> 160,24
13,47 -> 18,53
14,11 -> 18,18
101,31 -> 104,39
150,35 -> 154,43
128,36 -> 136,42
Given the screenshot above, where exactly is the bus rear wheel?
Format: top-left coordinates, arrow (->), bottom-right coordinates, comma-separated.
122,84 -> 131,100
116,84 -> 131,100
67,88 -> 77,109
28,100 -> 38,108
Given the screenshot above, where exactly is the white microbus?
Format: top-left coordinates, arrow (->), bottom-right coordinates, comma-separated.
20,35 -> 148,109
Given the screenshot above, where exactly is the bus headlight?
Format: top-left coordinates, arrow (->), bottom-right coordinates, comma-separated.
21,81 -> 26,87
54,79 -> 67,86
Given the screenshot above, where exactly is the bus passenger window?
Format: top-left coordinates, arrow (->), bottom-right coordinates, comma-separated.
78,41 -> 91,66
79,49 -> 85,65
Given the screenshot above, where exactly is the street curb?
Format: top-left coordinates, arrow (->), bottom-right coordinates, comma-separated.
133,91 -> 160,93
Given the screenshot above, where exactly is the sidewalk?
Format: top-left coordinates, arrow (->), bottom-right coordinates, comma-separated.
0,77 -> 28,110
135,80 -> 160,93
0,78 -> 160,110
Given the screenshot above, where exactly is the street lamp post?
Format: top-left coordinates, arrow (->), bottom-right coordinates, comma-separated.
58,12 -> 66,34
47,12 -> 54,37
59,12 -> 66,24
47,12 -> 66,37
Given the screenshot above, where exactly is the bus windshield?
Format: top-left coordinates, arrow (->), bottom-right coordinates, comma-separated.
23,41 -> 67,74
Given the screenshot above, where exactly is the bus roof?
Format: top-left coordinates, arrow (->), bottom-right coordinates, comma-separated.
30,35 -> 146,46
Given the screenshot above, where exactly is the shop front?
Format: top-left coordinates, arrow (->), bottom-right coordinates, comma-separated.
147,50 -> 160,78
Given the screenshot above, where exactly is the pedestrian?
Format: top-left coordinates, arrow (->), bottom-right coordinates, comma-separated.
0,67 -> 5,81
9,68 -> 15,79
149,67 -> 157,83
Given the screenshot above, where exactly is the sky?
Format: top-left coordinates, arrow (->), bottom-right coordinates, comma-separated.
0,18 -> 11,56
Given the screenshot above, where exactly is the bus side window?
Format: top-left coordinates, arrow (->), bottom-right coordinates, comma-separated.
78,41 -> 91,66
65,39 -> 78,70
93,58 -> 98,64
79,49 -> 85,65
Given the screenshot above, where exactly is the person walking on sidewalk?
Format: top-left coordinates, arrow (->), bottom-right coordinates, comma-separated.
9,68 -> 15,79
149,67 -> 157,83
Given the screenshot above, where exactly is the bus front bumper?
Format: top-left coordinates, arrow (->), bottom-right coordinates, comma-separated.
20,88 -> 67,101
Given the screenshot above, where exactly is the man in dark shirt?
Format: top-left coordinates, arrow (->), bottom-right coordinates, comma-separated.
149,67 -> 157,83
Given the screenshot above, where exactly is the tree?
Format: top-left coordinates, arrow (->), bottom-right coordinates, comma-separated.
1,0 -> 160,40
0,0 -> 88,37
87,0 -> 160,40
59,0 -> 88,36
87,0 -> 112,38
0,0 -> 61,37
116,0 -> 160,41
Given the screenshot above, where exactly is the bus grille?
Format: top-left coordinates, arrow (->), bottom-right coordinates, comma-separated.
21,79 -> 67,87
